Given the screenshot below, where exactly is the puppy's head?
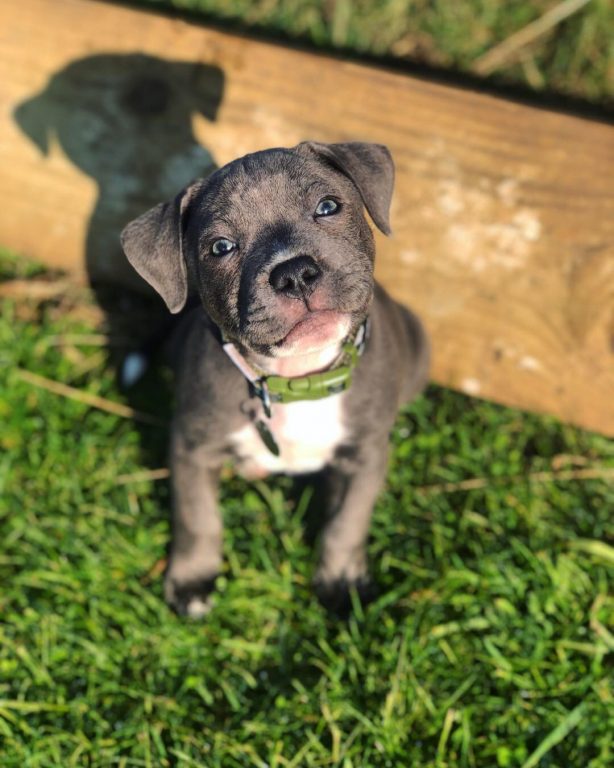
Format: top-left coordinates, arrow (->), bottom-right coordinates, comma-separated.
121,141 -> 394,357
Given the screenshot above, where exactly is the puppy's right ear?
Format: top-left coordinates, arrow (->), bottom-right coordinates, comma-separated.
120,183 -> 201,313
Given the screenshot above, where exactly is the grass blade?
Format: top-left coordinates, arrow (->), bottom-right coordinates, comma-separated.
520,702 -> 586,768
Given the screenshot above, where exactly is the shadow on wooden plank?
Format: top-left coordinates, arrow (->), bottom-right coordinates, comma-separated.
14,53 -> 224,289
13,53 -> 227,476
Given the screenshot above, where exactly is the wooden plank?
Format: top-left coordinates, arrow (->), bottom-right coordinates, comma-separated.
0,0 -> 613,435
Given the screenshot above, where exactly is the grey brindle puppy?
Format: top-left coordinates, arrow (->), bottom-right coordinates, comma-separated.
121,141 -> 429,617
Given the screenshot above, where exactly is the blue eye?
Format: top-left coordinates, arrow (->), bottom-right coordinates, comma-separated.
211,238 -> 236,256
315,198 -> 340,217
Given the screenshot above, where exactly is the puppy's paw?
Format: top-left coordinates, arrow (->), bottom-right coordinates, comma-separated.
314,575 -> 378,618
164,574 -> 218,618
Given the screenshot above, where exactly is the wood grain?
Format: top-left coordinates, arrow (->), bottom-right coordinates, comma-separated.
1,0 -> 613,434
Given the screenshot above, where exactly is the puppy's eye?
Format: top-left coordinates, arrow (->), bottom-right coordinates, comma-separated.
211,238 -> 236,256
315,198 -> 340,217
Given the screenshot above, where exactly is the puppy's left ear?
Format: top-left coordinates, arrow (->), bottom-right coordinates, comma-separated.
297,141 -> 395,235
120,182 -> 202,313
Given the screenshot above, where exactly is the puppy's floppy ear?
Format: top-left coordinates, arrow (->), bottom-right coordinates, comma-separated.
297,141 -> 395,235
120,182 -> 201,313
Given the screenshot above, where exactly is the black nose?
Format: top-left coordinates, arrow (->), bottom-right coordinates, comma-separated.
269,255 -> 322,298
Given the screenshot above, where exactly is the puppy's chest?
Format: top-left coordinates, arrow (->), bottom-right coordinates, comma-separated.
229,395 -> 346,478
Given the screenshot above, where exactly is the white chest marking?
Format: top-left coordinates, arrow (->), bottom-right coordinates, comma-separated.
230,395 -> 346,478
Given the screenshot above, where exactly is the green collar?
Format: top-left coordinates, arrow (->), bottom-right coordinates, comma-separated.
222,319 -> 369,416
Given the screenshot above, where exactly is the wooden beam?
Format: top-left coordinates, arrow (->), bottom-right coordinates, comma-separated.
0,0 -> 613,435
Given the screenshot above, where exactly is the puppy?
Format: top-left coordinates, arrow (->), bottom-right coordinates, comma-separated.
121,141 -> 429,616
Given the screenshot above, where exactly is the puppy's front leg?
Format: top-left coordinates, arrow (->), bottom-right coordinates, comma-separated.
164,429 -> 223,618
315,442 -> 389,611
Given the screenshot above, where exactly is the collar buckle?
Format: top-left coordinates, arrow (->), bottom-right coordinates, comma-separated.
251,379 -> 272,418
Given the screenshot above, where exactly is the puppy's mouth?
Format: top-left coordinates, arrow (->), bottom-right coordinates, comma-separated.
273,310 -> 352,355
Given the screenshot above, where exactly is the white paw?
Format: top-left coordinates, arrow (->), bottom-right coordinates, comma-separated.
184,595 -> 213,619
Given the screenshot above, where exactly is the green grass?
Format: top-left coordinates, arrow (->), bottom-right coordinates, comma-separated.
1,247 -> 613,767
140,0 -> 614,106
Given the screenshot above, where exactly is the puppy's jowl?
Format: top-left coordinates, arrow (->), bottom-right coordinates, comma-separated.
121,142 -> 429,616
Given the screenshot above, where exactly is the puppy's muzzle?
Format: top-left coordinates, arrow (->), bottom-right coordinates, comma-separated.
268,255 -> 322,299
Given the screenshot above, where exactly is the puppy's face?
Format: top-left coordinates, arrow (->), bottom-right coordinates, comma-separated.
121,142 -> 394,357
186,149 -> 377,356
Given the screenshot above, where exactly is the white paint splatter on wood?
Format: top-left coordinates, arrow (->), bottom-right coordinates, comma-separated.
461,378 -> 482,395
432,176 -> 542,273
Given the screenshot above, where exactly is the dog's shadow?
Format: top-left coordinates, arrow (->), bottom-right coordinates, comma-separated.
14,53 -> 225,470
